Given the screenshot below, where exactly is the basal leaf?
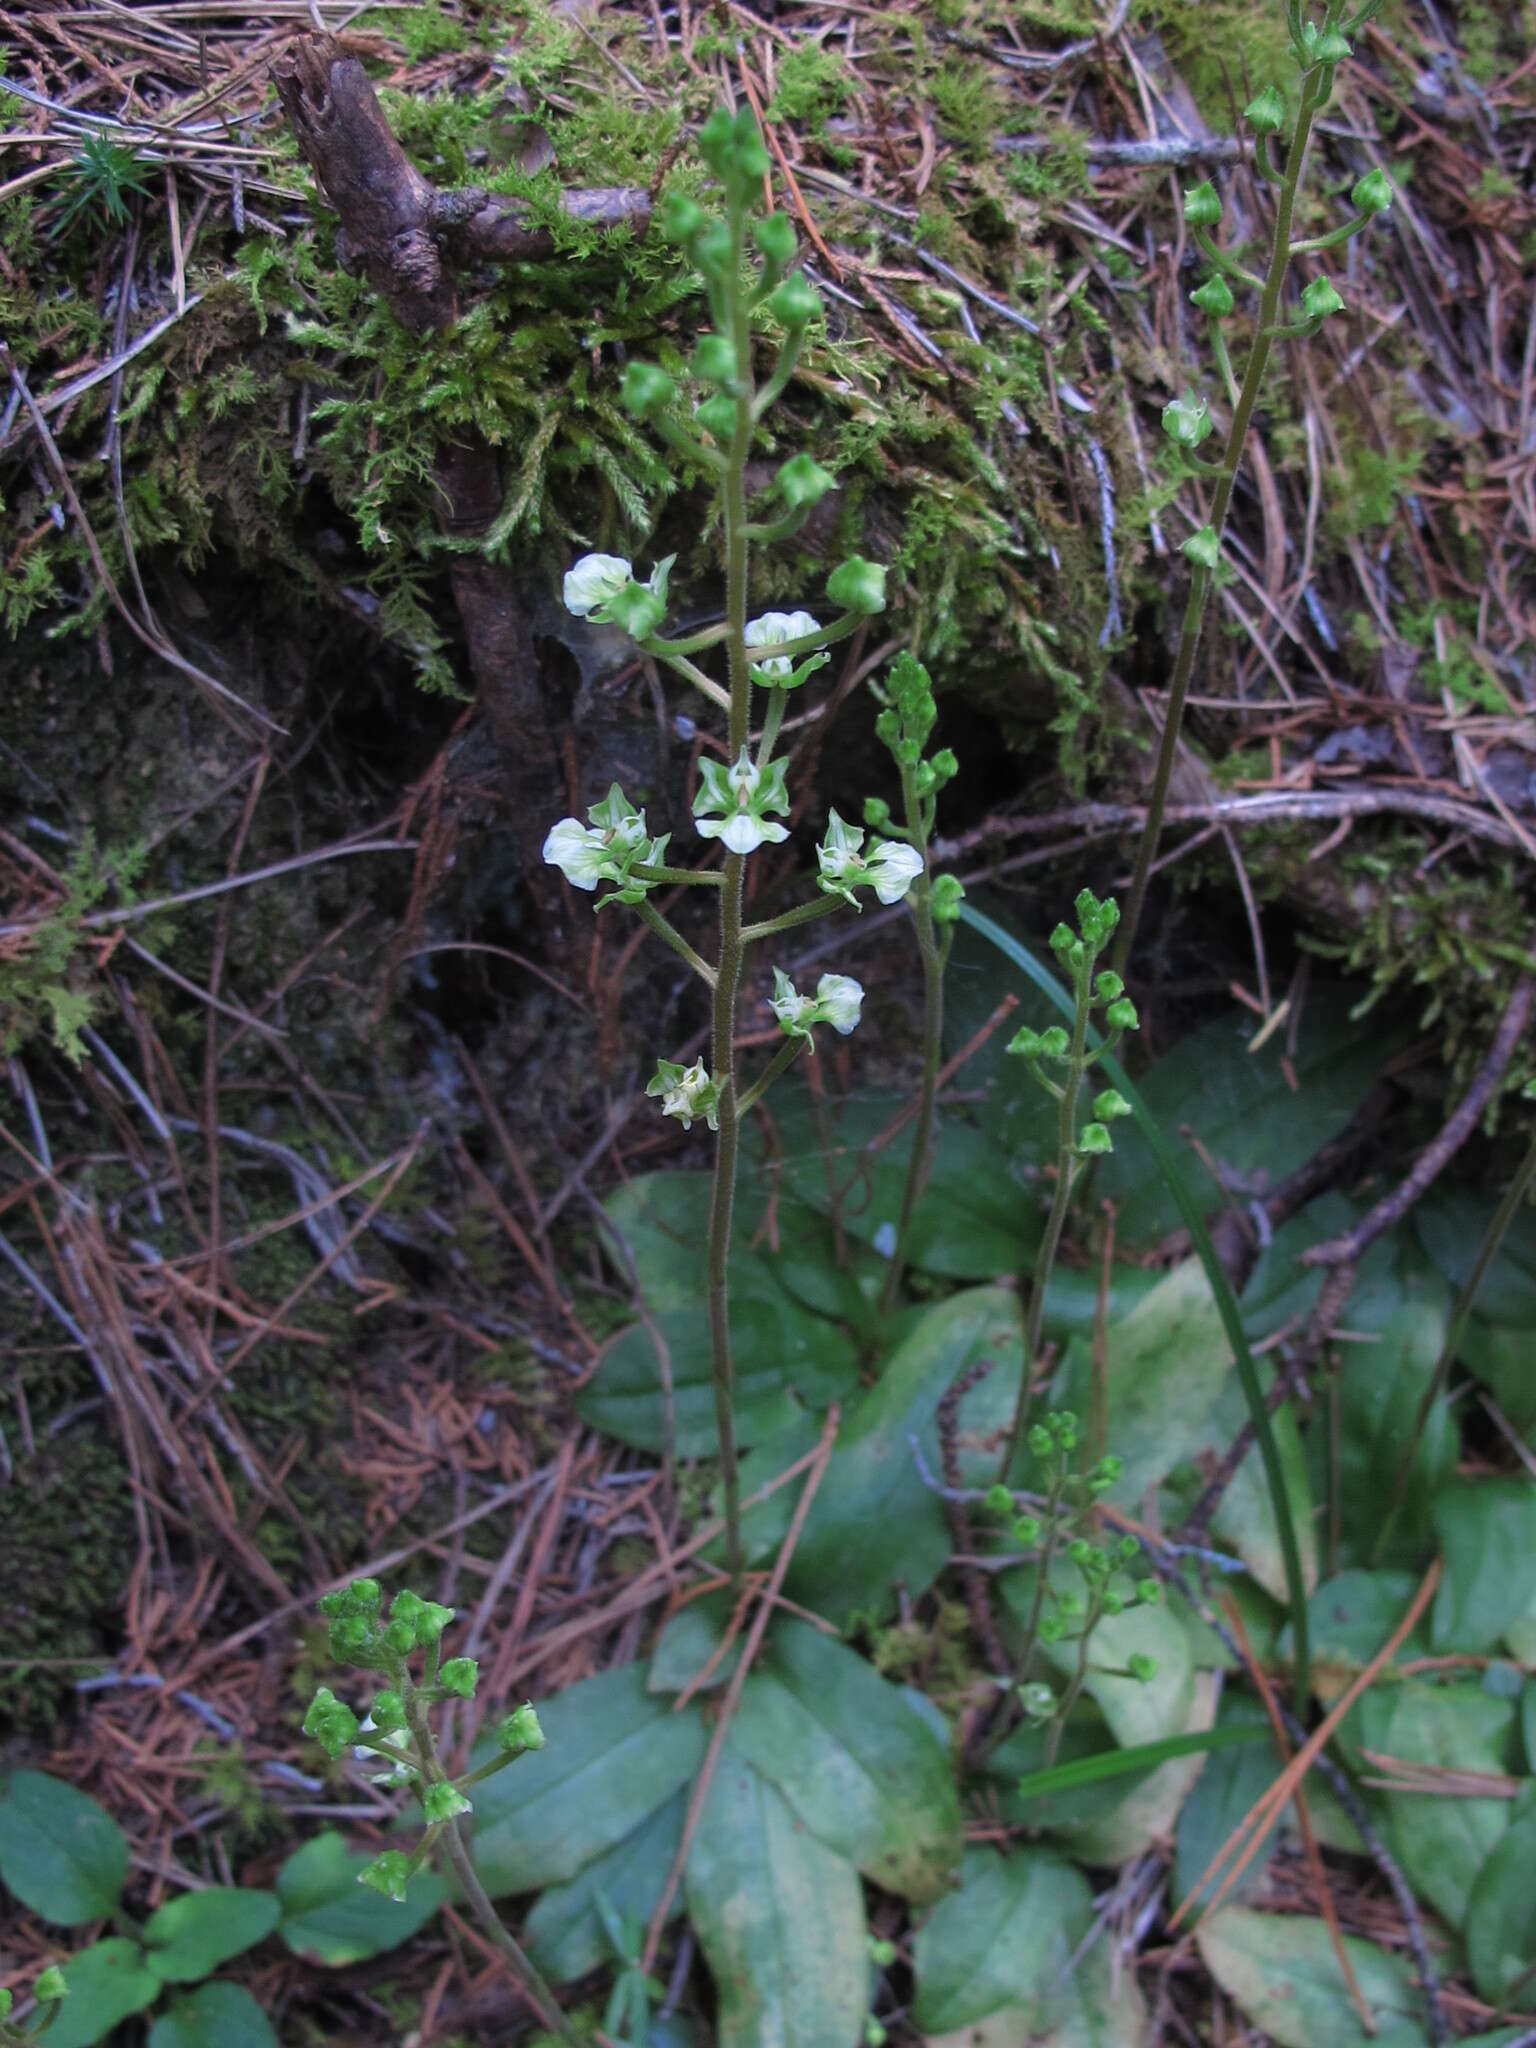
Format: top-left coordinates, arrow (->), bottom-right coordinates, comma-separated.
37,1939 -> 160,2048
1466,1795 -> 1536,2011
1173,1696 -> 1286,1911
470,1664 -> 706,1897
1197,1907 -> 1431,2047
147,1982 -> 278,2048
275,1833 -> 445,1966
1372,1684 -> 1519,1930
911,1846 -> 1091,2034
728,1617 -> 962,1902
684,1746 -> 867,2048
524,1789 -> 686,1984
142,1887 -> 281,1984
1431,1478 -> 1536,1654
0,1769 -> 128,1926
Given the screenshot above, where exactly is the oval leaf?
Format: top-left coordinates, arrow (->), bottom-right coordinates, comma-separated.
1466,1800 -> 1536,2011
143,1888 -> 281,1983
524,1789 -> 686,1984
912,1846 -> 1092,2035
275,1833 -> 445,1966
148,1982 -> 278,2048
684,1745 -> 867,2048
39,1939 -> 160,2048
0,1769 -> 128,1926
1197,1907 -> 1431,2047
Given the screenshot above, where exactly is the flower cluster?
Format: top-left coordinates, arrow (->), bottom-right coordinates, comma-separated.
646,1057 -> 721,1131
542,785 -> 670,906
694,749 -> 790,855
563,552 -> 676,638
815,810 -> 923,910
767,969 -> 864,1047
1006,890 -> 1138,1157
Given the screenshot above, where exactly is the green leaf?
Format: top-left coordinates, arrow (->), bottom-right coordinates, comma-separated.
0,1769 -> 128,1925
1204,1364 -> 1318,1602
911,1846 -> 1091,2034
38,1940 -> 160,2048
143,1889 -> 281,1983
1292,1570 -> 1431,1704
1030,1939 -> 1151,2047
1197,1907 -> 1432,2047
684,1746 -> 867,2048
1466,1797 -> 1536,2011
275,1833 -> 445,1966
524,1789 -> 686,1984
1432,1478 -> 1536,1653
1369,1684 -> 1518,1931
1173,1696 -> 1287,1910
147,1982 -> 278,2048
1019,1720 -> 1267,1810
727,1617 -> 962,1902
1414,1185 -> 1536,1329
648,1589 -> 741,1695
730,1287 -> 1020,1628
469,1664 -> 706,1898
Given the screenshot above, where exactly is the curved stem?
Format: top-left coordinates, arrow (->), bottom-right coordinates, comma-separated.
879,778 -> 943,1316
737,1034 -> 807,1115
1114,60 -> 1327,976
634,900 -> 717,984
740,892 -> 844,943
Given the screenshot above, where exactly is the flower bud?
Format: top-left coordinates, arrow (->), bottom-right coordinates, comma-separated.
930,872 -> 965,924
1183,525 -> 1220,570
931,747 -> 959,783
1191,274 -> 1234,317
1038,1613 -> 1065,1645
440,1657 -> 478,1698
1019,1682 -> 1056,1721
369,1690 -> 406,1732
1078,1122 -> 1113,1155
983,1483 -> 1014,1515
867,1937 -> 899,1968
1161,391 -> 1213,448
423,1782 -> 473,1824
862,796 -> 892,831
698,105 -> 769,183
1182,181 -> 1222,228
1095,969 -> 1124,1002
319,1578 -> 382,1618
1038,1026 -> 1070,1059
358,1851 -> 411,1903
34,1970 -> 67,2005
621,361 -> 677,419
1028,1424 -> 1053,1458
661,192 -> 706,245
495,1702 -> 546,1752
754,212 -> 797,268
1048,922 -> 1075,954
1011,1515 -> 1041,1547
825,555 -> 886,615
1094,1089 -> 1132,1121
1351,168 -> 1394,215
328,1615 -> 373,1662
776,451 -> 836,508
692,334 -> 737,386
1127,1652 -> 1159,1682
769,275 -> 822,329
696,393 -> 738,444
382,1619 -> 417,1657
1106,996 -> 1139,1031
1243,85 -> 1286,133
1067,1538 -> 1094,1566
1007,1025 -> 1044,1059
1301,276 -> 1345,320
304,1686 -> 360,1758
1137,1578 -> 1162,1605
1312,26 -> 1351,62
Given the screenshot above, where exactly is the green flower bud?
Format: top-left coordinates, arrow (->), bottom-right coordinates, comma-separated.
303,1686 -> 360,1758
776,451 -> 836,508
319,1577 -> 382,1618
440,1657 -> 478,1699
1019,1681 -> 1056,1721
495,1702 -> 546,1752
983,1483 -> 1014,1515
661,192 -> 706,245
1301,276 -> 1345,319
369,1690 -> 406,1732
1243,85 -> 1286,133
621,360 -> 677,419
1106,996 -> 1139,1031
930,873 -> 965,924
1052,1410 -> 1078,1444
328,1615 -> 374,1662
754,211 -> 797,267
34,1971 -> 67,2006
931,747 -> 959,783
1028,1424 -> 1053,1458
1038,1026 -> 1070,1059
1351,168 -> 1394,215
865,2021 -> 888,2048
1162,391 -> 1213,448
1313,26 -> 1351,62
1008,1026 -> 1044,1059
1057,1590 -> 1085,1618
422,1782 -> 473,1824
769,274 -> 822,329
606,580 -> 667,639
358,1851 -> 412,1903
826,555 -> 887,615
1127,1652 -> 1159,1682
1094,1088 -> 1132,1120
1183,524 -> 1220,570
698,105 -> 770,183
382,1618 -> 417,1658
1078,1123 -> 1113,1156
1103,1589 -> 1125,1615
695,393 -> 738,443
1191,274 -> 1235,317
862,795 -> 892,831
1038,1613 -> 1065,1644
1095,969 -> 1124,1002
1048,922 -> 1075,953
1067,1537 -> 1094,1566
1182,181 -> 1222,228
1011,1515 -> 1041,1547
694,219 -> 733,275
1118,1535 -> 1141,1561
1098,1455 -> 1124,1482
867,1936 -> 899,1968
691,334 -> 737,386
1137,1578 -> 1162,1605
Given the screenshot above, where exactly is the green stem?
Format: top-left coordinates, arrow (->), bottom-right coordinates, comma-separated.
879,774 -> 942,1317
1193,224 -> 1265,290
737,1034 -> 806,1115
1372,1118 -> 1536,1563
630,862 -> 724,887
402,1690 -> 581,2048
999,970 -> 1092,1483
1114,59 -> 1328,976
645,642 -> 733,712
1044,1598 -> 1100,1770
1291,211 -> 1371,254
740,892 -> 844,943
756,687 -> 788,767
634,900 -> 717,984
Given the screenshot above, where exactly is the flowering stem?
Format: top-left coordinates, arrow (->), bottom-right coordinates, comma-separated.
400,1689 -> 580,2048
879,767 -> 943,1318
739,893 -> 844,943
737,1035 -> 806,1116
756,687 -> 788,766
1113,53 -> 1329,975
998,964 -> 1092,1483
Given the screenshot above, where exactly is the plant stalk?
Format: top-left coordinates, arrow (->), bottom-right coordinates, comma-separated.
1113,58 -> 1328,975
879,801 -> 944,1315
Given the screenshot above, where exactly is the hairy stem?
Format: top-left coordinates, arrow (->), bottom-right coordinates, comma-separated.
1113,57 -> 1328,975
879,776 -> 943,1316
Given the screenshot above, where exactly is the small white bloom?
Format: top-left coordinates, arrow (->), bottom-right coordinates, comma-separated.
651,1058 -> 719,1131
814,973 -> 864,1034
563,552 -> 633,618
768,968 -> 817,1041
694,748 -> 791,856
866,840 -> 925,905
542,817 -> 609,890
744,609 -> 823,678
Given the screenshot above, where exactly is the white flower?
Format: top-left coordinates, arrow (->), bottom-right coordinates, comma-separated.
866,840 -> 924,905
694,748 -> 791,856
647,1058 -> 719,1132
814,973 -> 864,1034
768,967 -> 817,1042
744,609 -> 823,678
542,817 -> 611,890
563,553 -> 633,618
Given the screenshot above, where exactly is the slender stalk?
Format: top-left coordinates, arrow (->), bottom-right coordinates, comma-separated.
1044,1603 -> 1099,1769
740,892 -> 844,943
998,976 -> 1092,1483
737,1035 -> 806,1115
879,822 -> 943,1315
401,1691 -> 581,2048
1113,57 -> 1328,975
634,899 -> 717,984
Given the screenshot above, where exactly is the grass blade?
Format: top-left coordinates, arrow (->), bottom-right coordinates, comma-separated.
1014,1722 -> 1267,1803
